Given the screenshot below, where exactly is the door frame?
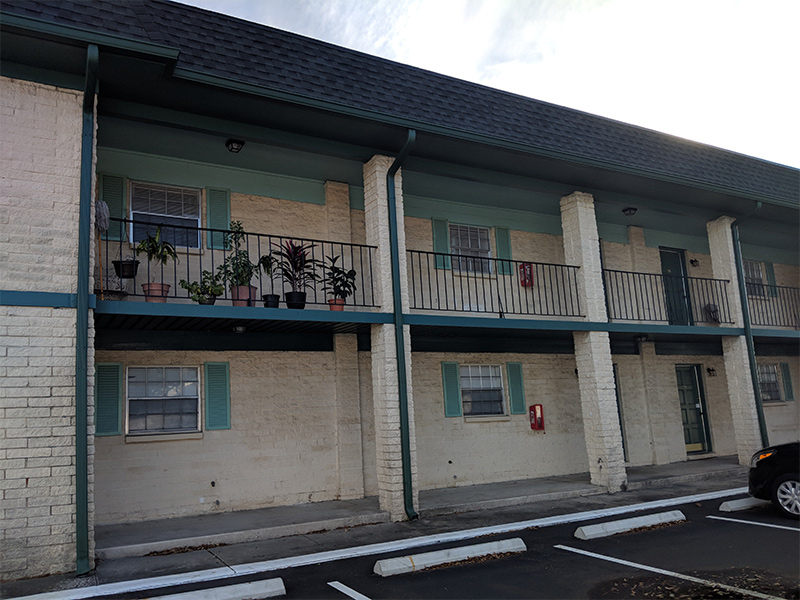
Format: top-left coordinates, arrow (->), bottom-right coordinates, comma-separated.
660,247 -> 694,326
676,364 -> 712,454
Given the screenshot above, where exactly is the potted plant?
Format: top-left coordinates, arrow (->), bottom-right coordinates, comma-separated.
275,239 -> 319,309
258,252 -> 280,308
180,270 -> 224,305
112,256 -> 139,279
216,221 -> 258,306
322,255 -> 357,311
134,226 -> 177,302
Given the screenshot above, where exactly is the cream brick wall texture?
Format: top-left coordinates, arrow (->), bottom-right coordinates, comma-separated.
93,350 -> 361,523
333,334 -> 365,499
721,337 -> 763,464
412,353 -> 587,490
707,216 -> 744,326
0,77 -> 83,293
358,351 -> 378,496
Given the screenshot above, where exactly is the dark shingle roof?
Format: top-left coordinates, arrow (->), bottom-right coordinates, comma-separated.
3,0 -> 797,204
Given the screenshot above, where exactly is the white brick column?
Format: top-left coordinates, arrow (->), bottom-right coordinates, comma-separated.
363,155 -> 418,520
325,181 -> 352,243
333,334 -> 365,499
561,192 -> 627,491
707,216 -> 762,463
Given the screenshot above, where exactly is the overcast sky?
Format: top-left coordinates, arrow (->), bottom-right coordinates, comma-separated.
175,0 -> 798,168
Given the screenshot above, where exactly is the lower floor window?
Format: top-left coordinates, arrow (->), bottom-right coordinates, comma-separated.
460,364 -> 505,415
127,367 -> 200,434
756,364 -> 782,402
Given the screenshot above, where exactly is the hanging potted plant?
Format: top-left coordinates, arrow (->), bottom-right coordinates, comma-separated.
322,255 -> 357,311
112,255 -> 139,279
180,270 -> 224,305
275,239 -> 319,309
217,221 -> 258,306
134,226 -> 177,302
258,252 -> 280,308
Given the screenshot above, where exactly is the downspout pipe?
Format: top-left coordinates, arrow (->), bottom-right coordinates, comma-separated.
386,129 -> 418,520
76,43 -> 98,575
731,202 -> 769,449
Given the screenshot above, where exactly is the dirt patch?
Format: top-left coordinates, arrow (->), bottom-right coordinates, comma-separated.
145,543 -> 228,556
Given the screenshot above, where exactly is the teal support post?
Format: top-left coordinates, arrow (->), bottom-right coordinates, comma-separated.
76,43 -> 98,575
386,130 -> 418,520
731,217 -> 769,449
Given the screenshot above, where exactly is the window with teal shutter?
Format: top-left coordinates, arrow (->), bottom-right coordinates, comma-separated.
100,174 -> 126,241
781,363 -> 794,401
495,227 -> 512,275
764,262 -> 778,298
432,218 -> 451,270
506,362 -> 526,414
205,362 -> 231,430
441,361 -> 462,417
206,188 -> 231,249
95,363 -> 122,436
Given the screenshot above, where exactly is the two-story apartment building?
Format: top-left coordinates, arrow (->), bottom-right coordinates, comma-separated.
1,0 -> 797,581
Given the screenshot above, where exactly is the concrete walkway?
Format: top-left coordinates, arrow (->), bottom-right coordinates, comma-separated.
94,455 -> 744,560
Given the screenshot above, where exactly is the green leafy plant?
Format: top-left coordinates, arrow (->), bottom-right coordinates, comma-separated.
322,255 -> 357,300
274,239 -> 319,292
134,226 -> 177,282
217,221 -> 259,289
180,270 -> 224,303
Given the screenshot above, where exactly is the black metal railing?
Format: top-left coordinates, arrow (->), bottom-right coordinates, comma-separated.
603,269 -> 732,324
747,285 -> 800,328
406,250 -> 582,317
99,218 -> 378,308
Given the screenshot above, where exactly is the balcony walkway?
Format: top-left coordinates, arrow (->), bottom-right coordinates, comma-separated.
95,455 -> 744,560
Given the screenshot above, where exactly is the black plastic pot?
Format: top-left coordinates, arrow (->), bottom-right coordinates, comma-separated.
262,294 -> 280,308
197,295 -> 217,305
112,259 -> 139,279
284,291 -> 307,309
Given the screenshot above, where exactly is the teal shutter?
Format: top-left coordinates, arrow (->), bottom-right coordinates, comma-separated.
495,227 -> 512,275
764,262 -> 778,298
205,362 -> 231,430
506,362 -> 526,414
432,218 -> 451,270
780,363 -> 794,401
100,174 -> 126,241
206,188 -> 231,249
95,363 -> 122,436
441,361 -> 462,417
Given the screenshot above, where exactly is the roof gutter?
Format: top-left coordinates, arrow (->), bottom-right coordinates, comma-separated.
387,129 -> 418,520
76,43 -> 98,575
731,202 -> 769,448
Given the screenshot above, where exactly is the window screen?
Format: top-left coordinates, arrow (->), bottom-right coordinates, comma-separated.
460,364 -> 504,415
128,367 -> 200,434
131,182 -> 201,248
743,260 -> 765,297
449,224 -> 492,273
757,364 -> 782,402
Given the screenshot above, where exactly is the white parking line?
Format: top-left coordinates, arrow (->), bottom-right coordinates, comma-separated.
327,581 -> 371,600
707,515 -> 800,531
555,545 -> 783,600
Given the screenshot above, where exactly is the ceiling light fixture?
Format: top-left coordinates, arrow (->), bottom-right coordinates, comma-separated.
225,139 -> 245,153
622,207 -> 638,216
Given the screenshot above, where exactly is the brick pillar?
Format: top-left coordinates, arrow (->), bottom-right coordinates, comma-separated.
707,216 -> 762,463
325,181 -> 352,243
561,192 -> 627,491
333,334 -> 365,499
363,155 -> 418,520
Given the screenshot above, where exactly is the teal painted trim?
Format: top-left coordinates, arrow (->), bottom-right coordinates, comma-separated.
204,362 -> 231,430
643,229 -> 710,254
404,194 -> 562,236
98,149 -> 326,205
0,61 -> 84,90
94,300 -> 393,324
403,313 -> 745,337
350,185 -> 365,210
1,13 -> 181,61
597,223 -> 630,245
0,290 -> 96,309
740,244 -> 800,267
94,363 -> 123,437
75,43 -> 98,577
751,328 -> 800,339
172,68 -> 795,209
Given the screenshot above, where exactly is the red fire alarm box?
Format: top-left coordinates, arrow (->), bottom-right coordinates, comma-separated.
519,263 -> 534,287
530,404 -> 544,431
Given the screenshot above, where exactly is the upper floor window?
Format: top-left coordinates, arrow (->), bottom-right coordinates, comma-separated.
743,259 -> 765,297
131,181 -> 201,248
460,364 -> 505,415
450,224 -> 491,273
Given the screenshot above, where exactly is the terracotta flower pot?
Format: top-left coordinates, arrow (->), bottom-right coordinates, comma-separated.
328,298 -> 345,311
231,285 -> 258,307
141,282 -> 170,303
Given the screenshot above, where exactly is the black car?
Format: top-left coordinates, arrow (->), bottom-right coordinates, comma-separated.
749,442 -> 800,517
